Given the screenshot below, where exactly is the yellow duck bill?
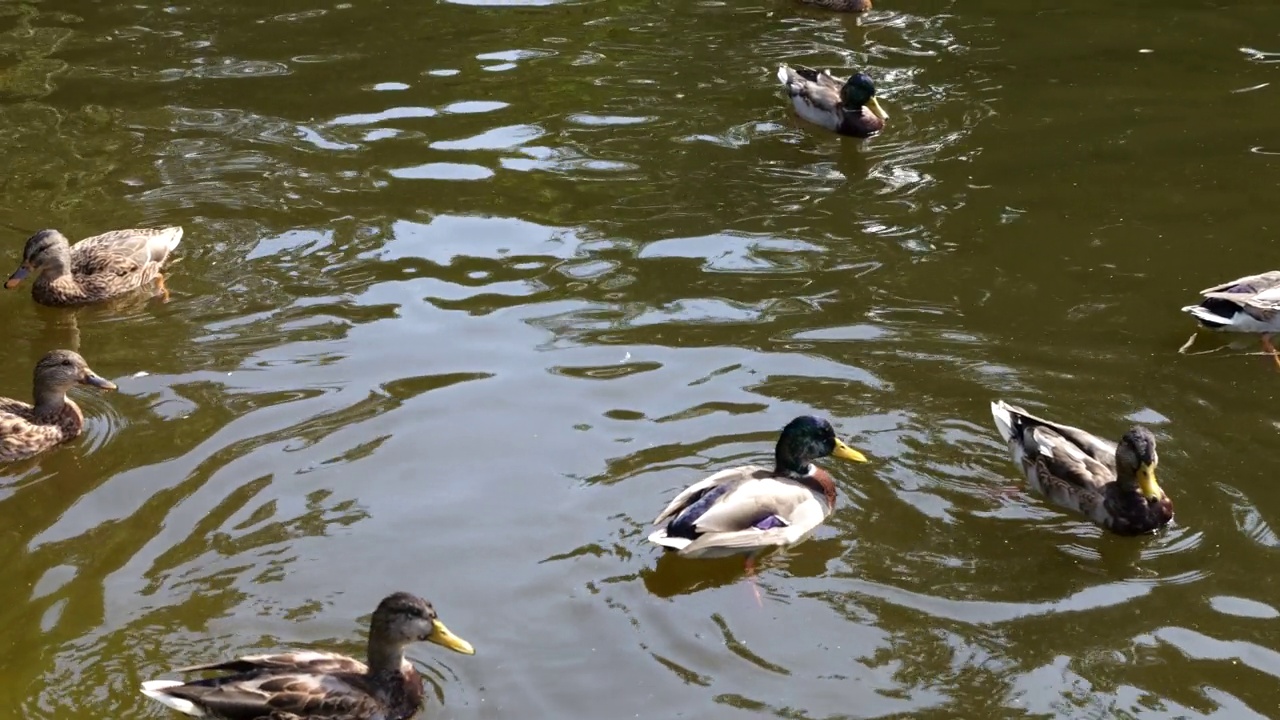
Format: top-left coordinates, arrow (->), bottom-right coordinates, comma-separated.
832,439 -> 869,463
427,619 -> 475,655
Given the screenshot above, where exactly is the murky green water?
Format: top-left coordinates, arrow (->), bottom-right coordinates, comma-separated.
2,0 -> 1280,717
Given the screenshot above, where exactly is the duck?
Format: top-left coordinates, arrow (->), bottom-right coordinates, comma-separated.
0,350 -> 117,463
989,400 -> 1173,535
5,226 -> 183,306
1180,270 -> 1280,370
776,64 -> 888,137
798,0 -> 872,11
140,592 -> 475,720
648,415 -> 868,560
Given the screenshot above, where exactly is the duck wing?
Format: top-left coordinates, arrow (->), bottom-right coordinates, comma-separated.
0,402 -> 72,463
677,490 -> 828,558
142,670 -> 380,720
991,399 -> 1117,516
71,227 -> 183,280
141,652 -> 393,720
688,475 -> 819,533
171,651 -> 368,676
1199,271 -> 1280,318
0,397 -> 33,417
651,465 -> 766,526
776,64 -> 844,130
992,400 -> 1116,473
649,465 -> 829,557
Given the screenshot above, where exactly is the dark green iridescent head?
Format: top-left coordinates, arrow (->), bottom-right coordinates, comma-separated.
840,73 -> 889,121
774,415 -> 868,475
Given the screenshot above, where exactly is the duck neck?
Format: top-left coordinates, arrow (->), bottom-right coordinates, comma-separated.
781,461 -> 837,509
366,630 -> 407,677
32,385 -> 69,419
773,448 -> 813,480
34,247 -> 87,295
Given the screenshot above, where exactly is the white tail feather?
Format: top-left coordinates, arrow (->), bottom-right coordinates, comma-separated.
990,401 -> 1017,444
140,680 -> 205,717
157,226 -> 184,253
1181,304 -> 1228,323
647,530 -> 692,550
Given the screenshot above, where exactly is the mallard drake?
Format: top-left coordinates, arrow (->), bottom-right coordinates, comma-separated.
1181,271 -> 1280,369
5,226 -> 182,306
989,401 -> 1173,536
776,64 -> 888,138
0,350 -> 116,463
140,592 -> 475,720
798,0 -> 871,11
648,415 -> 868,559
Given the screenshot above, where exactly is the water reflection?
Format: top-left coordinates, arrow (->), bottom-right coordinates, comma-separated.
0,0 -> 1276,718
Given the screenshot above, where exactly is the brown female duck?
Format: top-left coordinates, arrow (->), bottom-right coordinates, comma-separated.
990,401 -> 1174,535
141,592 -> 475,720
0,350 -> 116,463
5,226 -> 182,306
777,64 -> 889,137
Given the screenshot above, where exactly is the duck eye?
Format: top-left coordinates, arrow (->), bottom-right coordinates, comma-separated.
60,360 -> 73,367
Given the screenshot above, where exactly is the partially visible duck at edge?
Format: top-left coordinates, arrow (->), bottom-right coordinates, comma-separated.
140,591 -> 475,720
1180,270 -> 1280,370
0,349 -> 117,463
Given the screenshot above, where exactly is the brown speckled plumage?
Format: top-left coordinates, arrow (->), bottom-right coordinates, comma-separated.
0,350 -> 116,463
991,401 -> 1174,536
141,592 -> 475,720
5,226 -> 182,306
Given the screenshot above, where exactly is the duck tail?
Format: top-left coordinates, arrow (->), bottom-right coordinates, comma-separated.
647,529 -> 693,551
144,226 -> 184,265
989,400 -> 1019,444
158,226 -> 184,253
776,64 -> 792,87
1180,302 -> 1232,328
140,680 -> 205,716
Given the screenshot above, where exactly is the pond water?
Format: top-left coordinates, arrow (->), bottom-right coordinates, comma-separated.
1,0 -> 1279,718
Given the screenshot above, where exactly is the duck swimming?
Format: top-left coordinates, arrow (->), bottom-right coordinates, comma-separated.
990,400 -> 1173,535
140,592 -> 475,720
648,415 -> 868,559
0,349 -> 116,463
1181,270 -> 1280,370
777,64 -> 888,137
5,226 -> 182,306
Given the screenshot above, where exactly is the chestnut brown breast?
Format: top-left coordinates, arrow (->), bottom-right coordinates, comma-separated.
808,466 -> 838,510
